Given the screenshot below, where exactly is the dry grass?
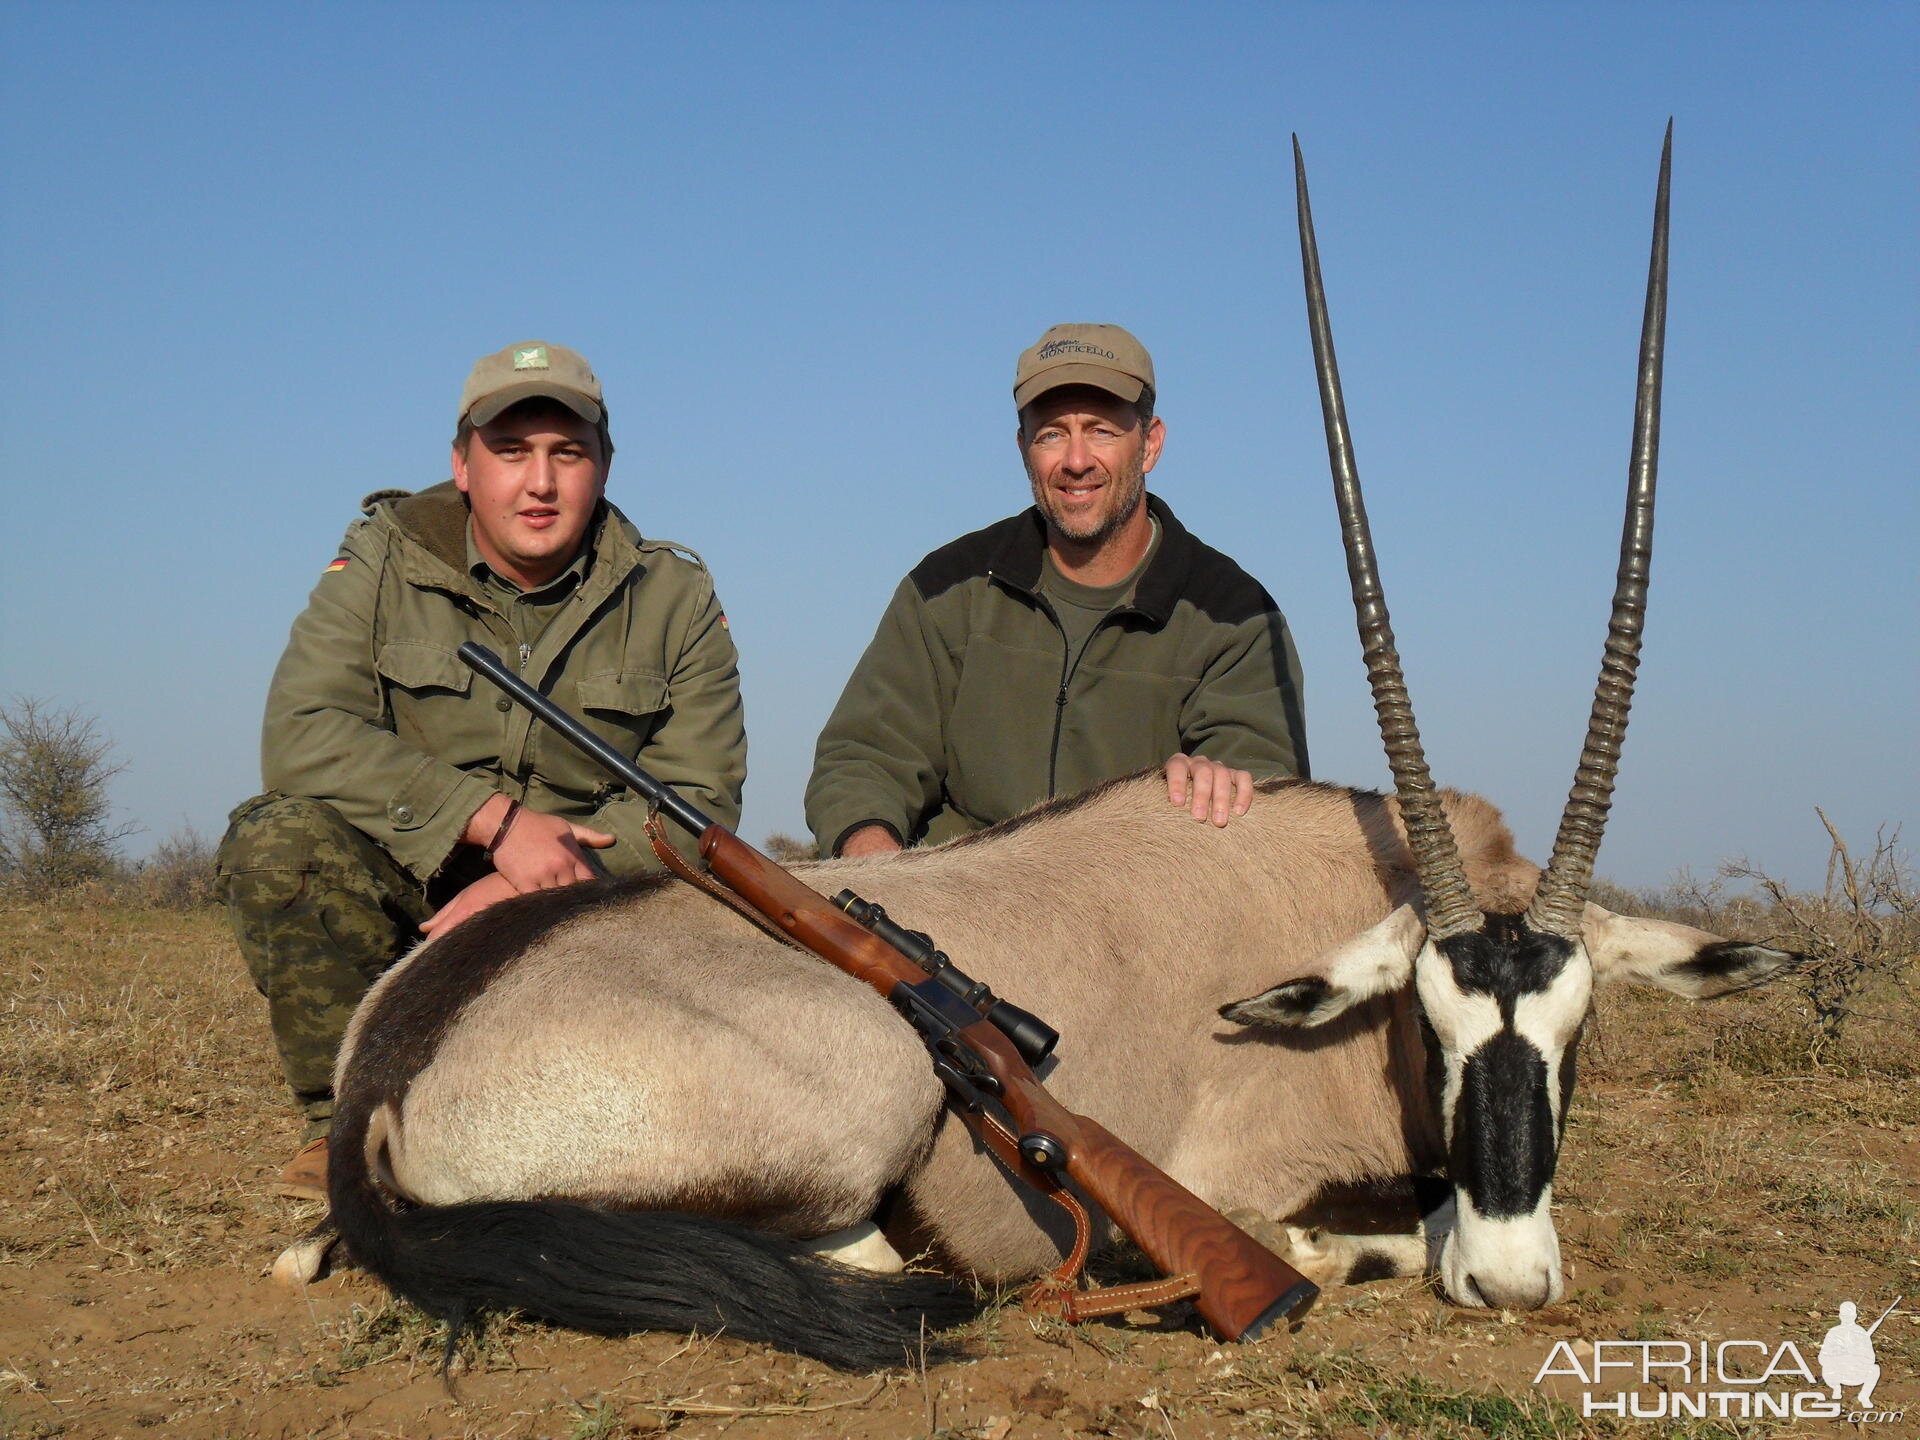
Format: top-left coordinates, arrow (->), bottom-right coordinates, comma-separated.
0,901 -> 285,1277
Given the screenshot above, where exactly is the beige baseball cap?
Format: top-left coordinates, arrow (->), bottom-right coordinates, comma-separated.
458,341 -> 605,428
1013,323 -> 1155,409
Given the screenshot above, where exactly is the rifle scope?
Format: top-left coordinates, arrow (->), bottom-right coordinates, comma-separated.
834,890 -> 1059,1066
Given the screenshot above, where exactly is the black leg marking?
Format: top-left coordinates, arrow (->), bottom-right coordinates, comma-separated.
1346,1250 -> 1401,1285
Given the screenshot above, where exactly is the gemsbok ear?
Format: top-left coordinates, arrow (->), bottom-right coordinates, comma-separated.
1582,904 -> 1805,998
1221,905 -> 1426,1029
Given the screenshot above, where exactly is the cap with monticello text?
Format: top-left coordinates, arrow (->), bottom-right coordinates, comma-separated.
1013,323 -> 1155,410
458,341 -> 605,430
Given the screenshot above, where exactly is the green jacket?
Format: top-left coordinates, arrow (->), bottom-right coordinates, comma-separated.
261,481 -> 745,882
805,494 -> 1308,855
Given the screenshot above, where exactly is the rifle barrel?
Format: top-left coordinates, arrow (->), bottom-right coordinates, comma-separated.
1866,1297 -> 1902,1336
457,642 -> 711,836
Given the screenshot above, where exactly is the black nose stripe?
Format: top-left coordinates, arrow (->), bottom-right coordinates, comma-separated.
1451,1029 -> 1556,1219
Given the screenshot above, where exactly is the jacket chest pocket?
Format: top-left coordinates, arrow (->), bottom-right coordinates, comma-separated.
544,672 -> 670,789
374,642 -> 479,754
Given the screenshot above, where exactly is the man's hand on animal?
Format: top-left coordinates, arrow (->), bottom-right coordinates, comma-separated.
839,758 -> 1255,852
461,793 -> 614,889
418,799 -> 617,933
418,871 -> 517,936
1166,754 -> 1256,826
319,641 -> 1320,1363
269,134 -> 1816,1377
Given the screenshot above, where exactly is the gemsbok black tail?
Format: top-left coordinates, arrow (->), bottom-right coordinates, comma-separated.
325,1104 -> 978,1371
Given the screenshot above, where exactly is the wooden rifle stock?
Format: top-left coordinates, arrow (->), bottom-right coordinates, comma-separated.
455,641 -> 1317,1341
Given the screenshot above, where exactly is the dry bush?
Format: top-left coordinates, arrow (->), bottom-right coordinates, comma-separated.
0,697 -> 138,892
1595,812 -> 1918,1078
761,831 -> 816,864
112,824 -> 221,910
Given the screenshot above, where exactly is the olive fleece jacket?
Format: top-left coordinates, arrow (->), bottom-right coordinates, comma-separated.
806,494 -> 1307,856
260,481 -> 745,881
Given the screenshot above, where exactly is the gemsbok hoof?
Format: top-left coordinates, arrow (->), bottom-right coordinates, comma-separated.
271,1226 -> 340,1289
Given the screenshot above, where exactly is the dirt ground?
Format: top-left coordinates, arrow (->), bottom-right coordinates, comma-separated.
2,900 -> 1915,1440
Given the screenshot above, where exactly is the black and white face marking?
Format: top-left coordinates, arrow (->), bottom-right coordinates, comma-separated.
1217,902 -> 1803,1310
1416,913 -> 1591,1310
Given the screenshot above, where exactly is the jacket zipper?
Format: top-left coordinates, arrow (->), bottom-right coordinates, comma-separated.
1002,569 -> 1141,800
1039,600 -> 1126,799
1026,594 -> 1071,798
441,547 -> 614,794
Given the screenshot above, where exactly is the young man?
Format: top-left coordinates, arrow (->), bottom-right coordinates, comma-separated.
807,323 -> 1307,858
218,341 -> 745,1197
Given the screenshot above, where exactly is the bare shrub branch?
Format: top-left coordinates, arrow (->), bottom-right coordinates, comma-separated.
0,697 -> 139,893
117,825 -> 220,910
1610,813 -> 1918,1076
761,831 -> 816,865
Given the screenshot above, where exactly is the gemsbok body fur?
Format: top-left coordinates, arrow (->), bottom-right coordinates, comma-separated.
300,129 -> 1804,1367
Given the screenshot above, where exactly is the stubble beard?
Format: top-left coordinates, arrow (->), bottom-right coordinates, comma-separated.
1027,450 -> 1148,549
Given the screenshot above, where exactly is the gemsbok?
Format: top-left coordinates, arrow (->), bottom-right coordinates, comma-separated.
294,128 -> 1803,1368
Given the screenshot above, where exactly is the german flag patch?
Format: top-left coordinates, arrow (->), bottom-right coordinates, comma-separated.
325,556 -> 351,574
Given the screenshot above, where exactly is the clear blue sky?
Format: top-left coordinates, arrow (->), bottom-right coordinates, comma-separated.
2,2 -> 1912,891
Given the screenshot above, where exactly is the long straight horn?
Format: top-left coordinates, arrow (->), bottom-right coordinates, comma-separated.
1527,123 -> 1673,938
1294,136 -> 1481,940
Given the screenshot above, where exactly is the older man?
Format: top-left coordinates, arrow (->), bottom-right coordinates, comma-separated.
807,323 -> 1307,857
218,341 -> 745,1196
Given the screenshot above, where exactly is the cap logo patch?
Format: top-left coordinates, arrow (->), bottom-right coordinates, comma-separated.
1035,339 -> 1117,362
512,345 -> 551,370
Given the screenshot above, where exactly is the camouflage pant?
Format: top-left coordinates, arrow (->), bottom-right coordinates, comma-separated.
217,793 -> 485,1138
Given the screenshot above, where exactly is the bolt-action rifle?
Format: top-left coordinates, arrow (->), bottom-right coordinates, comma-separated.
458,641 -> 1317,1341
